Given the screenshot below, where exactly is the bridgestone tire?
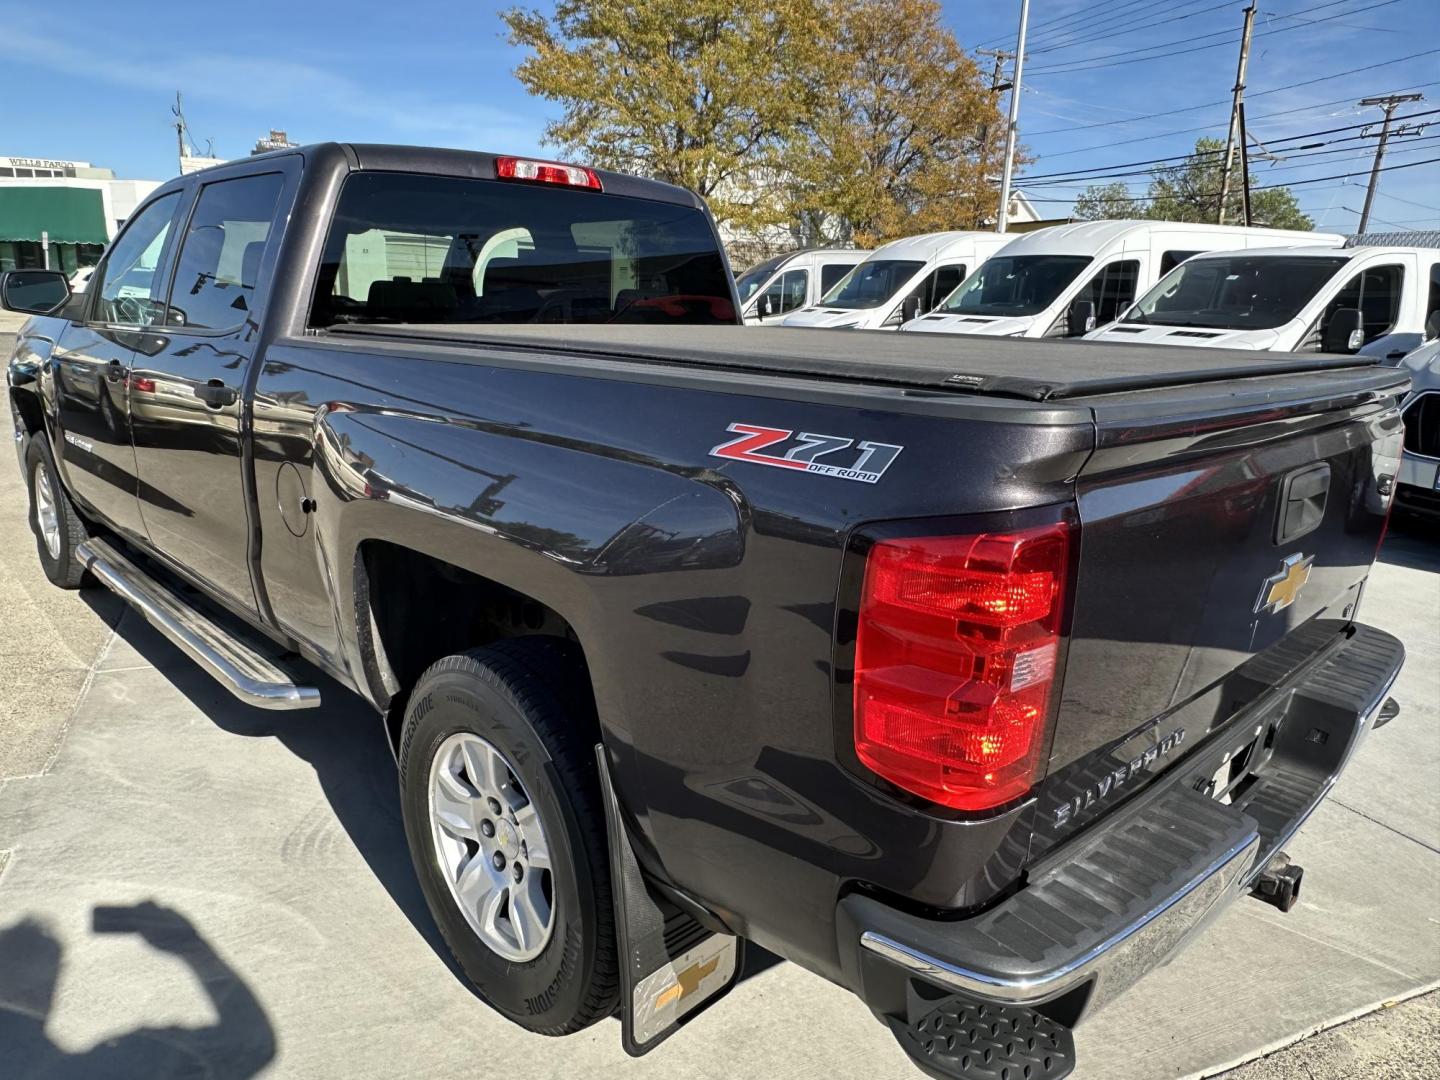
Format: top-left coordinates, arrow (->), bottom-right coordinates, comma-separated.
398,637 -> 618,1034
25,436 -> 91,589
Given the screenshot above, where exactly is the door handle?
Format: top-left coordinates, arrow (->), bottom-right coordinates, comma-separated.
106,359 -> 127,382
1386,350 -> 1406,360
195,380 -> 238,408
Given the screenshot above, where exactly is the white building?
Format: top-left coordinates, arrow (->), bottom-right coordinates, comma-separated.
0,155 -> 162,273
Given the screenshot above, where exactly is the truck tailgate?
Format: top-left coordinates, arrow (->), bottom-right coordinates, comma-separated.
1032,365 -> 1407,855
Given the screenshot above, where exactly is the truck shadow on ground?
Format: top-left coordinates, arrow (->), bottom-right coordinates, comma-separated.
80,594 -> 785,1009
80,593 -> 464,985
0,901 -> 276,1080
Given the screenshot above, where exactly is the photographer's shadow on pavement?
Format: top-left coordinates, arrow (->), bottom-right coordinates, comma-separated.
0,901 -> 276,1080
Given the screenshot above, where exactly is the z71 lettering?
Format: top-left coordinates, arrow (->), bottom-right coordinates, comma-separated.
710,422 -> 903,484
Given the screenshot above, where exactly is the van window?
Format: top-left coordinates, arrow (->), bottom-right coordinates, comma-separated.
1076,259 -> 1140,324
736,253 -> 787,304
1322,264 -> 1404,345
820,259 -> 925,310
1426,262 -> 1440,339
310,173 -> 734,326
1122,254 -> 1349,330
820,261 -> 852,294
166,173 -> 285,331
759,268 -> 808,316
941,255 -> 1091,317
1402,392 -> 1440,458
903,263 -> 967,314
90,192 -> 181,327
1160,250 -> 1202,276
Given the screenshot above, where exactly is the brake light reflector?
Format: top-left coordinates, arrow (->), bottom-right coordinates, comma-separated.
494,156 -> 602,190
854,523 -> 1071,811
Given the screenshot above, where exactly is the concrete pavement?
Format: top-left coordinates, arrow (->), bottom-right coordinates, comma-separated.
0,390 -> 1436,1077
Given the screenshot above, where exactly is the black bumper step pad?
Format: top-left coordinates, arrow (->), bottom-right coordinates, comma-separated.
890,982 -> 1075,1080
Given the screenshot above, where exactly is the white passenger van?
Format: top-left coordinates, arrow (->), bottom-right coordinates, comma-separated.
734,248 -> 869,324
780,231 -> 1012,330
900,220 -> 1342,339
1086,238 -> 1440,360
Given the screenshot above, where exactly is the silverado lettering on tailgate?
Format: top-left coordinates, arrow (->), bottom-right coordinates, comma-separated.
710,423 -> 903,484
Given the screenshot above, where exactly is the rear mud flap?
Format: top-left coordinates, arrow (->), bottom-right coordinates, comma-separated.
596,745 -> 744,1055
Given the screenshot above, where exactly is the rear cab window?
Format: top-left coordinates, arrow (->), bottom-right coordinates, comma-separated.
309,172 -> 735,327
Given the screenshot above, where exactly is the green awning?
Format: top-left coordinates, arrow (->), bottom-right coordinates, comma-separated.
0,187 -> 108,245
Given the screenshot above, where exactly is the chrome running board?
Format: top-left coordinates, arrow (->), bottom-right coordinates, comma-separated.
77,538 -> 321,711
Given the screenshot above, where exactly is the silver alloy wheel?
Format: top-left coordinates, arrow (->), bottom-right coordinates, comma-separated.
428,731 -> 555,963
33,460 -> 61,560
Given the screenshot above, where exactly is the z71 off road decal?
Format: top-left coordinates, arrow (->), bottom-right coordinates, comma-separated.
710,423 -> 903,484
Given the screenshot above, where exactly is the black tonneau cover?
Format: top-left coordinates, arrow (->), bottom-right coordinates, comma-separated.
326,324 -> 1376,402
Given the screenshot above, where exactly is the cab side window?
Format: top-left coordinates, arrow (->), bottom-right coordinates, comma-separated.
761,268 -> 808,316
1322,264 -> 1404,344
1078,259 -> 1140,324
166,173 -> 286,331
89,192 -> 181,327
906,263 -> 966,313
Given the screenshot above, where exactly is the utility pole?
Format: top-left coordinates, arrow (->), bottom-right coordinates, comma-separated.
1357,92 -> 1424,233
1238,102 -> 1252,225
976,48 -> 1013,228
1217,1 -> 1257,225
996,0 -> 1031,233
171,92 -> 190,173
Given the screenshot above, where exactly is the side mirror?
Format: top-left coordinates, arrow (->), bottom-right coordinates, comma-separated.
1067,298 -> 1097,337
0,270 -> 71,316
901,295 -> 922,324
1424,310 -> 1440,342
1322,307 -> 1364,353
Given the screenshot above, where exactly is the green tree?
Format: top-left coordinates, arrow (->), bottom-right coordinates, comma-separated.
1073,137 -> 1312,229
1073,181 -> 1135,222
783,0 -> 1009,246
501,0 -> 828,235
501,0 -> 1007,250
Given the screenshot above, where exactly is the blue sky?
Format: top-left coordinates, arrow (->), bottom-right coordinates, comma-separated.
4,0 -> 1437,229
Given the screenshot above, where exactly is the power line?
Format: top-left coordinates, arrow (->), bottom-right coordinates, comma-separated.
1028,57 -> 1440,140
1027,0 -> 1399,76
1016,108 -> 1440,183
1024,133 -> 1440,191
1019,153 -> 1440,204
1026,0 -> 1231,55
972,0 -> 1167,52
1026,48 -> 1440,158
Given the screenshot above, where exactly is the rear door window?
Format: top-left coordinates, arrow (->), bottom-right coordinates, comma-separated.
310,173 -> 734,326
165,173 -> 286,331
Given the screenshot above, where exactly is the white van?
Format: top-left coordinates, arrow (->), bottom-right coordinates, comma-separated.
1086,241 -> 1440,360
901,220 -> 1343,339
1395,338 -> 1440,521
734,248 -> 869,324
780,231 -> 1013,330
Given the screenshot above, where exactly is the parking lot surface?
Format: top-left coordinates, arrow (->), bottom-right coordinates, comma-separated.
0,330 -> 1436,1077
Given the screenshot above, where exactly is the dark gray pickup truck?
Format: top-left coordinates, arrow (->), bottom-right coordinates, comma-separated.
3,143 -> 1408,1080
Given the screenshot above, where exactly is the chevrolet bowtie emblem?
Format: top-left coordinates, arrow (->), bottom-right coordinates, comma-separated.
1256,553 -> 1313,615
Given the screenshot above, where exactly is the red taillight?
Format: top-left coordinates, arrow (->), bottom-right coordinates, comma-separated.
853,522 -> 1071,811
131,376 -> 156,393
494,156 -> 601,191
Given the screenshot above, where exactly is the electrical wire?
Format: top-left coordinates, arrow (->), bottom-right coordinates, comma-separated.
1015,109 -> 1440,183
1027,0 -> 1399,76
1018,153 -> 1440,204
1026,0 -> 1232,56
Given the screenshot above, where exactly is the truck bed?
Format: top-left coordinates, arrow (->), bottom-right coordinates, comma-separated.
327,323 -> 1379,402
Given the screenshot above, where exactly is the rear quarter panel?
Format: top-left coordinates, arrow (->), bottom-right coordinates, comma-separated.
250,335 -> 1093,979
